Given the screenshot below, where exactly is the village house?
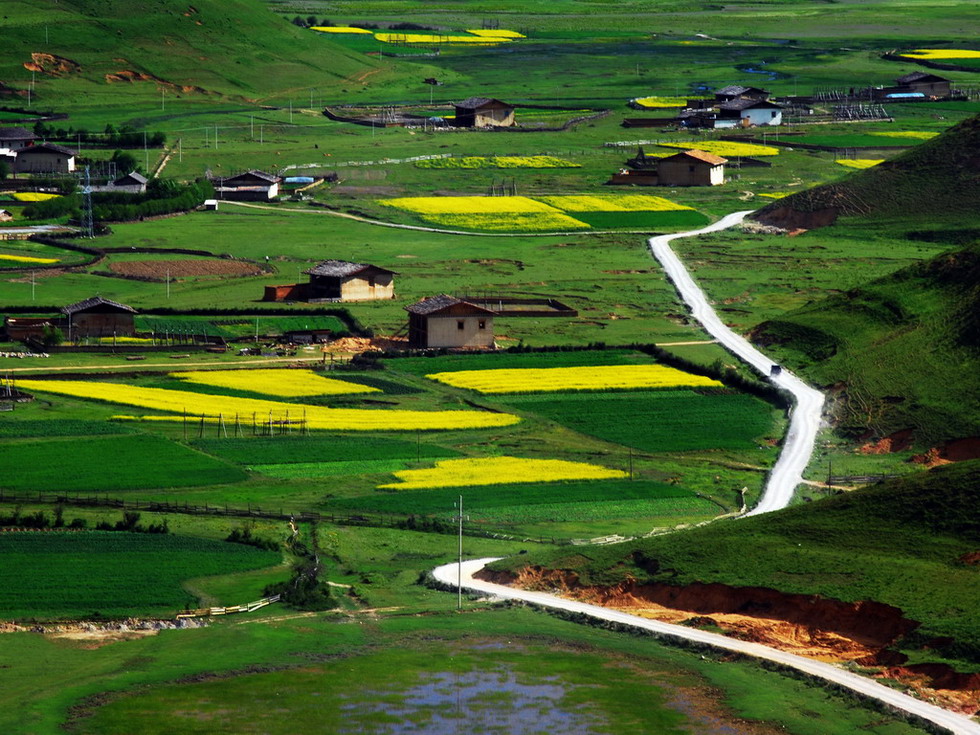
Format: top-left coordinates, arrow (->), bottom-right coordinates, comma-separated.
657,149 -> 727,186
263,260 -> 396,303
678,85 -> 782,128
714,85 -> 770,103
405,295 -> 495,349
893,72 -> 952,99
61,296 -> 136,339
15,142 -> 76,174
214,170 -> 280,201
453,97 -> 515,128
0,127 -> 35,169
105,171 -> 148,194
717,98 -> 783,127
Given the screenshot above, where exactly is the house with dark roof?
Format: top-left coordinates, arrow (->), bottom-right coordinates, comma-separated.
716,98 -> 783,127
405,295 -> 495,349
895,72 -> 951,98
714,85 -> 770,102
0,127 -> 36,157
657,150 -> 727,186
453,97 -> 515,128
15,142 -> 76,174
61,296 -> 136,338
305,260 -> 396,301
215,170 -> 280,201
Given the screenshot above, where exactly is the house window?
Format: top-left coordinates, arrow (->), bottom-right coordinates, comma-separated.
368,276 -> 376,287
478,320 -> 486,330
457,320 -> 465,330
771,111 -> 777,118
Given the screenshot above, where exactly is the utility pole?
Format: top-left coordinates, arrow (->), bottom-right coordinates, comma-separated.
453,496 -> 468,610
143,131 -> 148,172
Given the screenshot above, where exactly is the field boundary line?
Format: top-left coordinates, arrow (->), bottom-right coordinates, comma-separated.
435,559 -> 980,735
647,212 -> 825,514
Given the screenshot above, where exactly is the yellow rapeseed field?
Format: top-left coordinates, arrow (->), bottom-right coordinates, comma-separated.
421,212 -> 591,232
899,49 -> 980,60
632,96 -> 691,108
0,253 -> 59,264
12,192 -> 61,202
426,364 -> 723,394
377,456 -> 627,490
170,368 -> 379,397
94,337 -> 156,344
835,159 -> 884,169
758,192 -> 790,199
659,141 -> 780,157
466,29 -> 525,38
379,196 -> 560,215
310,26 -> 372,33
539,194 -> 693,212
416,156 -> 580,170
17,380 -> 520,431
870,131 -> 939,140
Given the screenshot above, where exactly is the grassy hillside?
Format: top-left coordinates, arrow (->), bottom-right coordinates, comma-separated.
753,114 -> 980,229
751,243 -> 980,444
489,461 -> 980,670
0,0 -> 383,105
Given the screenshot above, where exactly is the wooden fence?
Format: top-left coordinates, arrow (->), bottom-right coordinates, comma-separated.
177,594 -> 281,619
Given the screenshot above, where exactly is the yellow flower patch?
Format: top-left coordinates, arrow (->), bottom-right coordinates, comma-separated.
415,156 -> 579,170
170,368 -> 379,397
835,159 -> 884,169
420,212 -> 590,232
758,192 -> 790,199
870,131 -> 939,140
632,96 -> 692,108
377,456 -> 626,490
12,192 -> 61,202
426,364 -> 723,394
379,195 -> 559,215
899,49 -> 980,60
375,33 -> 510,44
310,26 -> 372,34
0,253 -> 59,264
466,29 -> 525,38
17,380 -> 520,432
93,337 -> 156,344
658,141 -> 780,157
539,194 -> 693,212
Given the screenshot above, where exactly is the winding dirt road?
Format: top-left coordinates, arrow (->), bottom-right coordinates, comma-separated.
647,210 -> 825,515
434,559 -> 980,735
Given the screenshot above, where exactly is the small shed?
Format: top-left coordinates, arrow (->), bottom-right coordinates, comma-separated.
304,260 -> 396,302
61,296 -> 136,338
0,209 -> 12,222
406,295 -> 495,349
215,170 -> 281,201
0,127 -> 36,156
111,171 -> 148,193
657,150 -> 727,187
717,98 -> 783,127
895,72 -> 951,98
453,97 -> 515,128
3,316 -> 55,342
15,142 -> 77,174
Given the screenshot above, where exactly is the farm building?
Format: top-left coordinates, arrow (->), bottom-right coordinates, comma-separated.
305,260 -> 396,302
3,316 -> 56,342
0,127 -> 35,157
263,260 -> 396,303
111,171 -> 148,193
657,150 -> 727,186
453,97 -> 515,128
717,99 -> 783,127
714,85 -> 770,102
61,296 -> 136,338
0,209 -> 12,222
406,295 -> 495,349
15,142 -> 76,174
625,146 -> 661,170
214,170 -> 280,201
894,72 -> 951,98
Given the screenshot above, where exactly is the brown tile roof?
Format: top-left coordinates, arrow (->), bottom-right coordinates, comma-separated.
304,259 -> 396,278
19,142 -> 76,156
405,294 -> 495,316
454,97 -> 512,110
666,149 -> 728,165
61,296 -> 136,315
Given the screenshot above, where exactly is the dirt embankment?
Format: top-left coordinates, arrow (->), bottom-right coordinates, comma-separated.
24,53 -> 80,76
478,565 -> 980,713
104,68 -> 208,95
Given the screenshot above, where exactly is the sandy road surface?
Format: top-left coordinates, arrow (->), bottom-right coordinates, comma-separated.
647,211 -> 825,514
435,560 -> 980,735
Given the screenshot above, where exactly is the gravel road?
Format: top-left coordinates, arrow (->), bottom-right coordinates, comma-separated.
435,559 -> 980,735
647,211 -> 825,514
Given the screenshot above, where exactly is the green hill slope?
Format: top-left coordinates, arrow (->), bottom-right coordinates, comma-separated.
753,113 -> 980,229
488,461 -> 980,672
0,0 -> 381,103
751,243 -> 980,444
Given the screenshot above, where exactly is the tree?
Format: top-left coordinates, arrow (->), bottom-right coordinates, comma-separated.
111,149 -> 139,174
41,324 -> 64,346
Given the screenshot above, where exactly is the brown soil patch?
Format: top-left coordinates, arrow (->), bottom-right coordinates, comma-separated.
24,53 -> 80,76
913,437 -> 980,467
858,428 -> 913,455
324,337 -> 375,353
958,551 -> 980,566
104,69 -> 207,95
108,259 -> 263,279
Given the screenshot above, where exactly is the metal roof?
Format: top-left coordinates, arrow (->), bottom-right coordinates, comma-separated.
304,259 -> 396,278
61,296 -> 137,315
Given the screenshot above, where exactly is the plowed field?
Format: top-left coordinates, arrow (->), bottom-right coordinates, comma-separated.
108,259 -> 263,278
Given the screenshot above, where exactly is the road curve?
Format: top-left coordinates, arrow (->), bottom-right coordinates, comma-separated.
647,211 -> 825,514
434,559 -> 980,735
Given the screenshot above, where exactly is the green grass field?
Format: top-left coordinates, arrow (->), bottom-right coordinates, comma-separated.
0,434 -> 247,493
0,531 -> 280,619
193,434 -> 458,464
